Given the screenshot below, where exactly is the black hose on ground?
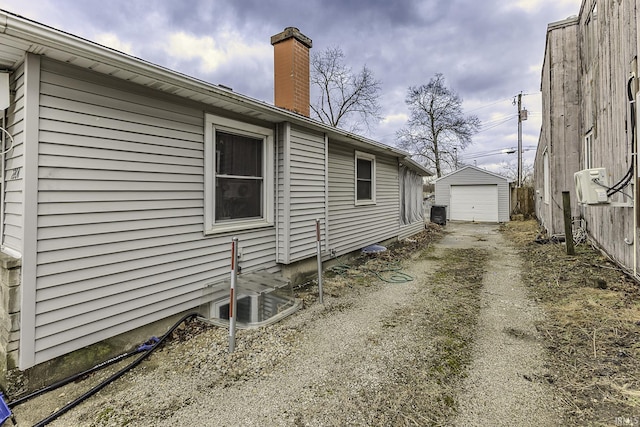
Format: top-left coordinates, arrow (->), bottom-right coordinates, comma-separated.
32,312 -> 200,427
8,337 -> 159,408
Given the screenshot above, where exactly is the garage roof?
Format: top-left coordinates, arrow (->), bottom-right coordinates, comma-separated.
434,165 -> 511,183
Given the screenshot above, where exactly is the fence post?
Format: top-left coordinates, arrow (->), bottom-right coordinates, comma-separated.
562,191 -> 575,255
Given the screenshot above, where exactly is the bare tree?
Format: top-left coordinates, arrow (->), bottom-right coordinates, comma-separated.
397,73 -> 480,177
310,46 -> 382,134
499,160 -> 534,187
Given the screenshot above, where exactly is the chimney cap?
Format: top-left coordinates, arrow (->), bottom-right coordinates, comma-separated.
270,27 -> 312,48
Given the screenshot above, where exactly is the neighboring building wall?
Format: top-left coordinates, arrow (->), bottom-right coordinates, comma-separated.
536,0 -> 639,274
578,0 -> 638,270
535,17 -> 580,235
24,58 -> 280,367
434,167 -> 510,223
327,143 -> 400,254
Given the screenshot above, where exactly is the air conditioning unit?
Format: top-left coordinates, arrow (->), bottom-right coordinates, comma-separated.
574,168 -> 609,204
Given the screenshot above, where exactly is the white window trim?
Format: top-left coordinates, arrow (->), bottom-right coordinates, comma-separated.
354,150 -> 376,206
543,149 -> 550,205
204,114 -> 274,234
584,131 -> 593,169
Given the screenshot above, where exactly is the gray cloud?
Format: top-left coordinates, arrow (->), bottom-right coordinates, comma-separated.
0,0 -> 581,170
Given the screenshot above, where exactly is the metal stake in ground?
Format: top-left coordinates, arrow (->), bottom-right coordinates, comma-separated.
316,219 -> 324,304
229,237 -> 239,352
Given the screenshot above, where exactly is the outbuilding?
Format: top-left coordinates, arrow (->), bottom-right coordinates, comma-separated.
434,166 -> 510,223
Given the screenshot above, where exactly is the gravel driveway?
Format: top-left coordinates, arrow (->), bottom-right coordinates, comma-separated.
14,222 -> 562,426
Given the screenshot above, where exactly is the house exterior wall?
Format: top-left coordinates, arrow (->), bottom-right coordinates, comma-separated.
534,18 -> 581,235
4,62 -> 25,255
22,58 -> 281,367
398,165 -> 425,240
434,167 -> 510,222
0,12 -> 432,382
536,0 -> 639,275
276,124 -> 326,264
327,143 -> 400,254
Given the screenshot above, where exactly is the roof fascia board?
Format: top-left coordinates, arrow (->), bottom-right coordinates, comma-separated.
0,10 -> 431,175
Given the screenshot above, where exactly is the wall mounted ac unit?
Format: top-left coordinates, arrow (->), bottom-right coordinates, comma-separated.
574,168 -> 609,204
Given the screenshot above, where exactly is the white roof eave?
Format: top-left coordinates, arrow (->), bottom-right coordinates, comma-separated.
0,10 -> 432,176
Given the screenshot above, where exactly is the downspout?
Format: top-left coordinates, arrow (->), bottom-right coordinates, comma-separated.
633,135 -> 636,279
323,133 -> 330,256
274,124 -> 279,262
1,113 -> 5,248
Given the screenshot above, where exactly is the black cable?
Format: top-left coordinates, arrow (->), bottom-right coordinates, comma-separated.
32,312 -> 199,427
607,76 -> 636,197
9,352 -> 138,408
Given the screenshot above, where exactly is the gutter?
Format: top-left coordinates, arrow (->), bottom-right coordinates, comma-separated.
0,10 -> 431,176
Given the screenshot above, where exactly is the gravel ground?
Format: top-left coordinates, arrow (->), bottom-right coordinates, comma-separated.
13,222 -> 562,426
447,223 -> 563,426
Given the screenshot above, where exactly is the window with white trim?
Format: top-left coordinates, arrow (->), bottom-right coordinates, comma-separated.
355,151 -> 376,205
204,114 -> 274,233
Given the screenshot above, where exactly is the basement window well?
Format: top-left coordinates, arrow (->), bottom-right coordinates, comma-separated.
200,271 -> 301,329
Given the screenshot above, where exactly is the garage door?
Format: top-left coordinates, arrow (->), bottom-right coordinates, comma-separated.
450,185 -> 499,222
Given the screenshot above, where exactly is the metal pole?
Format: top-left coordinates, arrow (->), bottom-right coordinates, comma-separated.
315,219 -> 324,304
229,237 -> 238,352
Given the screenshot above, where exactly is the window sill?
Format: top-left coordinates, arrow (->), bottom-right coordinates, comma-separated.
355,200 -> 377,206
204,219 -> 273,235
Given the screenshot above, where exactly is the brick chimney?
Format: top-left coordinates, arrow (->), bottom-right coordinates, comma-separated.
271,27 -> 312,117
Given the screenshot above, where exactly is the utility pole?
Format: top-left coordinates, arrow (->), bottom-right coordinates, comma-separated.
515,92 -> 527,187
453,147 -> 458,170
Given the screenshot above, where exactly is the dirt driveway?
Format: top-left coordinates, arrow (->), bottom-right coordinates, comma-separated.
442,222 -> 561,426
15,222 -> 564,426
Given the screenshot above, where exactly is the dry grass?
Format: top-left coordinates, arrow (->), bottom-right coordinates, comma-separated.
503,220 -> 640,426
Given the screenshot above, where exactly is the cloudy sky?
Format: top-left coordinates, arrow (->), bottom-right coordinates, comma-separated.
0,0 -> 581,175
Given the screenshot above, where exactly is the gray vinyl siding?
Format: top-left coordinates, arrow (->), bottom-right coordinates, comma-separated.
276,125 -> 326,264
398,222 -> 424,240
435,167 -> 510,222
31,59 -> 278,365
328,143 -> 399,254
275,123 -> 286,262
3,62 -> 25,254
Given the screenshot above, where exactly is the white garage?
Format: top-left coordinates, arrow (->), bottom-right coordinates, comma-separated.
434,166 -> 511,223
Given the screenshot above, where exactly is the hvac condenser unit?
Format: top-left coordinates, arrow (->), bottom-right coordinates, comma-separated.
574,168 -> 609,205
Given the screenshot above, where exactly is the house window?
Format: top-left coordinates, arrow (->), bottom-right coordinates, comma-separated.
355,151 -> 376,205
204,114 -> 274,233
584,131 -> 593,169
585,2 -> 598,68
